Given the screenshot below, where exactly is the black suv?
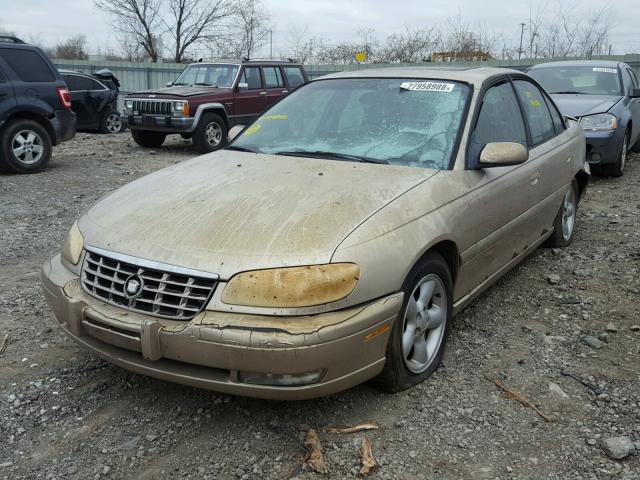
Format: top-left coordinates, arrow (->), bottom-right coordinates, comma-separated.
0,37 -> 76,173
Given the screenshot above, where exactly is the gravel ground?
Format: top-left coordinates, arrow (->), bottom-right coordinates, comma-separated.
1,133 -> 639,480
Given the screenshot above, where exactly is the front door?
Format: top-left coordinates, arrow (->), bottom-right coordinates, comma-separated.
233,66 -> 266,124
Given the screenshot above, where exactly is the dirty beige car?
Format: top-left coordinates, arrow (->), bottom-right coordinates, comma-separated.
41,67 -> 589,400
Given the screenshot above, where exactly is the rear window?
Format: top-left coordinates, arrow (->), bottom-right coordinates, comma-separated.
0,49 -> 55,82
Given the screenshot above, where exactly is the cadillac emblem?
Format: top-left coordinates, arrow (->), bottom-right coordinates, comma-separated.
124,275 -> 144,299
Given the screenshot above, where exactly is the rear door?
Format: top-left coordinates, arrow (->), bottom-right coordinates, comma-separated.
62,74 -> 91,128
233,66 -> 266,122
0,63 -> 16,121
262,66 -> 287,108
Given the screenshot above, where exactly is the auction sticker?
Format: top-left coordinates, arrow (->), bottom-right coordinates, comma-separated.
400,82 -> 455,92
593,67 -> 617,73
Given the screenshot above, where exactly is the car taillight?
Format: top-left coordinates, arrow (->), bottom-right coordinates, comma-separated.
57,87 -> 72,109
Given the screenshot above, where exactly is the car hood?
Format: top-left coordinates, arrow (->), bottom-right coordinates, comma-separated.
550,94 -> 622,117
79,152 -> 437,279
128,86 -> 233,99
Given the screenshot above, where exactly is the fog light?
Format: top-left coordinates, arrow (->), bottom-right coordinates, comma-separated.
590,152 -> 602,162
238,369 -> 325,387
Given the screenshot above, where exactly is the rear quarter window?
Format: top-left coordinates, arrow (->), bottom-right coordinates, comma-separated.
284,67 -> 305,88
0,48 -> 56,82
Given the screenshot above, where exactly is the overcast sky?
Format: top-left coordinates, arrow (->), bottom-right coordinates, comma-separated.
1,0 -> 639,56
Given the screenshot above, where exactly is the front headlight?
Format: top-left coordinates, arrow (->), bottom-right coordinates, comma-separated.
172,101 -> 189,117
579,113 -> 617,131
61,221 -> 84,265
222,264 -> 360,308
124,99 -> 133,110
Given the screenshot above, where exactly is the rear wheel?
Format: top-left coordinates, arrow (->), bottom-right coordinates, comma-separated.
193,112 -> 227,153
375,252 -> 453,393
100,111 -> 123,134
544,180 -> 578,248
0,119 -> 52,174
131,129 -> 166,148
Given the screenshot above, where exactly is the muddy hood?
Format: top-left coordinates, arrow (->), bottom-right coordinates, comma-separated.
80,152 -> 436,279
551,94 -> 622,117
127,86 -> 232,98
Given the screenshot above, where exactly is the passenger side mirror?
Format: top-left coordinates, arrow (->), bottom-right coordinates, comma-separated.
478,142 -> 529,167
237,82 -> 249,91
166,81 -> 173,87
228,125 -> 245,142
631,88 -> 640,98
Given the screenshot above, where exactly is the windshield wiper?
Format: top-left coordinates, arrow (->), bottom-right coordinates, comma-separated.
195,82 -> 216,86
273,150 -> 389,164
551,90 -> 586,95
226,145 -> 256,153
172,82 -> 186,86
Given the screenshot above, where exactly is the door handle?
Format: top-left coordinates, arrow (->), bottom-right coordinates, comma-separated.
530,171 -> 540,185
259,91 -> 267,95
281,90 -> 288,94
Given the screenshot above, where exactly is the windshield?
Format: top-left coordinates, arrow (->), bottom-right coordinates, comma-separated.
530,66 -> 622,96
173,64 -> 238,88
231,78 -> 469,169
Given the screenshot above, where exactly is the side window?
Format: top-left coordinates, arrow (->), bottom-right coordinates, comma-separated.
474,82 -> 527,146
284,67 -> 304,88
541,91 -> 566,134
240,67 -> 263,90
513,80 -> 556,145
63,74 -> 83,91
0,49 -> 55,82
88,78 -> 106,90
621,68 -> 636,95
263,67 -> 284,88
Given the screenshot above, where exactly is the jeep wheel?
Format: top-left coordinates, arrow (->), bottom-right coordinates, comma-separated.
131,130 -> 166,148
0,119 -> 52,174
193,113 -> 227,153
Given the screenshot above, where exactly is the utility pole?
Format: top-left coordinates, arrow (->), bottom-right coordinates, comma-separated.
270,30 -> 273,59
518,22 -> 525,60
608,44 -> 612,56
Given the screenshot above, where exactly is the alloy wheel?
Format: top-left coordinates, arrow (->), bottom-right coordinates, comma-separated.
561,187 -> 577,241
105,113 -> 122,133
402,274 -> 447,374
12,130 -> 44,165
205,122 -> 222,146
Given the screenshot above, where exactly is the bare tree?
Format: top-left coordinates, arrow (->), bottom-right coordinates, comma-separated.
55,35 -> 89,60
0,22 -> 16,37
165,0 -> 234,63
95,0 -> 163,61
378,26 -> 440,63
209,0 -> 270,59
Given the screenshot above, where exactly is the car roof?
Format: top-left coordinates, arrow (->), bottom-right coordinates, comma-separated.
316,66 -> 522,86
191,59 -> 303,67
529,60 -> 623,70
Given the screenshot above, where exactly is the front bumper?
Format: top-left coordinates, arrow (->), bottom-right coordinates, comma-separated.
127,114 -> 194,133
51,109 -> 76,145
583,128 -> 623,165
41,254 -> 402,400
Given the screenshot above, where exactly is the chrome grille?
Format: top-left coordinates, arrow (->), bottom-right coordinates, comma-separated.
81,250 -> 217,320
132,100 -> 173,116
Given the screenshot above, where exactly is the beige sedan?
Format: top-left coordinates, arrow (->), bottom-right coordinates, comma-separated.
42,67 -> 589,399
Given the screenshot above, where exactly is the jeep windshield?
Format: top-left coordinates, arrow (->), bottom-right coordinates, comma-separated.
529,66 -> 623,96
173,64 -> 239,88
230,78 -> 470,169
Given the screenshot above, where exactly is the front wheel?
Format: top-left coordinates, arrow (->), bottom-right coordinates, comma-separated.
544,180 -> 578,248
193,112 -> 227,153
131,130 -> 166,148
0,119 -> 52,174
375,252 -> 453,393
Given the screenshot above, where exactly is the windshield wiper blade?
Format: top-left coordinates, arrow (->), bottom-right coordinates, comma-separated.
226,145 -> 256,153
172,82 -> 186,86
273,150 -> 389,164
195,82 -> 216,86
551,90 -> 585,94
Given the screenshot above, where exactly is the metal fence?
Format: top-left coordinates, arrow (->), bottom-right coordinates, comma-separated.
53,55 -> 640,94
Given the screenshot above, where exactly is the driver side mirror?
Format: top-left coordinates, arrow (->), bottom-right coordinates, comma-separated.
479,142 -> 529,167
228,125 -> 245,142
166,81 -> 173,87
631,88 -> 640,98
237,82 -> 249,91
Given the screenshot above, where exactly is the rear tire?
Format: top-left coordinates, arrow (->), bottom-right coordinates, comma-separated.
544,180 -> 578,248
0,119 -> 52,174
193,112 -> 227,153
131,129 -> 166,148
375,252 -> 453,393
100,111 -> 123,134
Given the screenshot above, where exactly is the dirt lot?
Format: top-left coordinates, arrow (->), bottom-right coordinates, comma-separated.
1,133 -> 639,480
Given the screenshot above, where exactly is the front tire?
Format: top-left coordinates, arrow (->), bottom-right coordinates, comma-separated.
375,252 -> 453,393
193,113 -> 227,153
131,129 -> 166,148
0,119 -> 52,174
597,130 -> 628,178
544,180 -> 578,248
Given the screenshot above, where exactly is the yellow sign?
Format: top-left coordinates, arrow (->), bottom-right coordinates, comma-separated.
355,51 -> 367,63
